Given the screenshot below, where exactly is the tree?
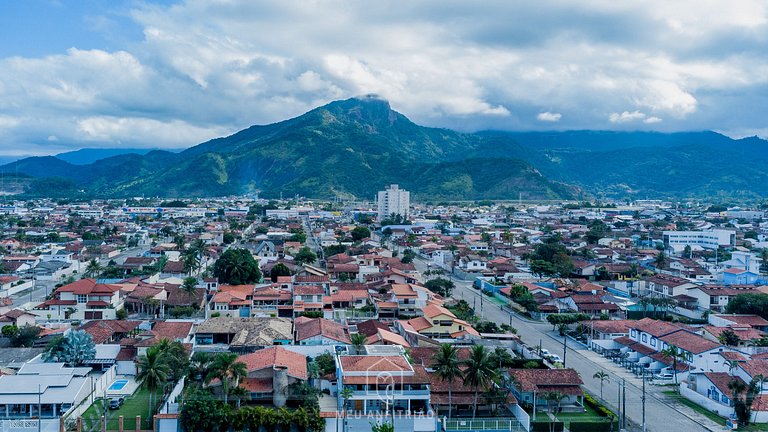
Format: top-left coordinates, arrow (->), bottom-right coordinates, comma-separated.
432,344 -> 461,419
84,259 -> 102,278
727,293 -> 768,319
207,352 -> 247,404
10,325 -> 41,347
294,247 -> 317,266
212,248 -> 261,285
489,347 -> 515,369
137,347 -> 171,419
661,346 -> 686,388
42,330 -> 96,366
718,329 -> 741,347
180,394 -> 232,432
222,232 -> 236,244
350,333 -> 367,355
189,351 -> 214,382
270,263 -> 292,282
351,226 -> 371,242
181,276 -> 199,304
729,377 -> 760,426
400,248 -> 416,264
654,251 -> 668,268
593,370 -> 610,400
424,278 -> 455,297
541,391 -> 566,432
462,345 -> 497,418
182,248 -> 201,275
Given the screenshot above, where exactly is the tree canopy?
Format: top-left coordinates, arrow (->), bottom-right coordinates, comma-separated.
212,248 -> 262,285
726,293 -> 768,319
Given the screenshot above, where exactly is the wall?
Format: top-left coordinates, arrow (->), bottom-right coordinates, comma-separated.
0,280 -> 33,297
680,384 -> 733,418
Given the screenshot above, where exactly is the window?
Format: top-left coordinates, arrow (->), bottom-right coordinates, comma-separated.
77,294 -> 87,303
641,334 -> 647,343
630,329 -> 637,338
650,337 -> 656,347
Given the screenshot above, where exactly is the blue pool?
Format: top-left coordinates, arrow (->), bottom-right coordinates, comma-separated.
108,379 -> 129,391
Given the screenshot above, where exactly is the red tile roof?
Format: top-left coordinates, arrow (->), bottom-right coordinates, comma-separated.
238,347 -> 307,379
508,368 -> 583,392
294,318 -> 351,344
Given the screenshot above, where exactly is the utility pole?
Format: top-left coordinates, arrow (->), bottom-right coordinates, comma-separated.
617,380 -> 622,431
562,329 -> 567,367
642,370 -> 647,432
622,379 -> 626,430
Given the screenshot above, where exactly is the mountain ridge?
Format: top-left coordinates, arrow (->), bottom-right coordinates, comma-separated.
2,96 -> 767,200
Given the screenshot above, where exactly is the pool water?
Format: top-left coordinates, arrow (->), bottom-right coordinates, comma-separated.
108,379 -> 129,391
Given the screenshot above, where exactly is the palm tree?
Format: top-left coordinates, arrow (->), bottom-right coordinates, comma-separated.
207,352 -> 247,404
181,276 -> 198,304
432,344 -> 461,419
489,347 -> 514,370
541,391 -> 566,432
593,370 -> 610,400
189,351 -> 213,382
84,259 -> 102,278
661,346 -> 686,388
462,345 -> 497,418
136,348 -> 171,420
182,249 -> 200,275
350,333 -> 367,355
654,251 -> 668,269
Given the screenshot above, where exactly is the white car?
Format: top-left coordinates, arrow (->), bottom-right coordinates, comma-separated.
540,348 -> 551,357
654,373 -> 674,381
547,354 -> 563,363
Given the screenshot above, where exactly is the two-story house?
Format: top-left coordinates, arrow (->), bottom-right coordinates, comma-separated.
34,278 -> 123,320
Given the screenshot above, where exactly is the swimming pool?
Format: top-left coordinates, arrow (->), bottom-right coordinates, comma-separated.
108,379 -> 129,391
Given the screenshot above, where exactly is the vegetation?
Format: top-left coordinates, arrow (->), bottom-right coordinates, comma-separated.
726,293 -> 768,319
212,248 -> 261,284
293,247 -> 317,266
43,330 -> 96,365
424,278 -> 455,297
432,344 -> 461,419
269,263 -> 292,281
462,345 -> 497,419
179,396 -> 324,432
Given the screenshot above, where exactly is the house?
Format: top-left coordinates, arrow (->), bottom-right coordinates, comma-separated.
194,317 -> 293,352
335,347 -> 435,432
34,278 -> 123,320
646,274 -> 697,298
294,317 -> 351,345
399,304 -> 478,340
0,309 -> 37,329
508,368 -> 585,412
0,362 -> 92,421
220,347 -> 307,407
710,315 -> 768,332
459,254 -> 487,272
722,268 -> 760,285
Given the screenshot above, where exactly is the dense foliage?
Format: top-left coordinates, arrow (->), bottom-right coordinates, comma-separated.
212,248 -> 262,285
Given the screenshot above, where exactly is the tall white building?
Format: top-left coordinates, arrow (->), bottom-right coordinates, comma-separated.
663,229 -> 735,252
377,184 -> 410,221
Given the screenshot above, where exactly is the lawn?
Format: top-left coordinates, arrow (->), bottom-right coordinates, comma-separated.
555,404 -> 614,425
81,385 -> 162,431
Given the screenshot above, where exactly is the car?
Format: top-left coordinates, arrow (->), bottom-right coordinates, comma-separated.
540,348 -> 551,357
547,354 -> 563,363
653,373 -> 674,381
108,397 -> 125,410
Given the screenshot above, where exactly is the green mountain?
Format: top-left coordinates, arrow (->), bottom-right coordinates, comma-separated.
0,95 -> 575,200
479,131 -> 768,199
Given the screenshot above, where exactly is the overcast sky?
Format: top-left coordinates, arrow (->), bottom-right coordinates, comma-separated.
1,0 -> 767,157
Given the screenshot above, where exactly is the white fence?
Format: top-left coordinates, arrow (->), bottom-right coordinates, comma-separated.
0,419 -> 60,432
0,280 -> 34,297
509,404 -> 531,432
680,384 -> 732,418
160,377 -> 186,414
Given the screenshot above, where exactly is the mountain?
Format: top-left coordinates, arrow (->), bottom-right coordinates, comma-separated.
56,148 -> 168,165
0,95 -> 574,200
3,96 -> 767,200
479,131 -> 768,199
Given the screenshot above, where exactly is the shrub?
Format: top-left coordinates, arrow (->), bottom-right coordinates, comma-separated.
210,312 -> 221,318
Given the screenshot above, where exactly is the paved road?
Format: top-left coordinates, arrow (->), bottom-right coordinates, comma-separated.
413,257 -> 725,432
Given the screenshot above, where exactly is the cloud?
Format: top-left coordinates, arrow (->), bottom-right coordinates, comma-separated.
537,112 -> 562,122
1,0 -> 768,153
609,111 -> 647,123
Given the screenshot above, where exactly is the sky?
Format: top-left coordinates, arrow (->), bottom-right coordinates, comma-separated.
1,0 -> 768,157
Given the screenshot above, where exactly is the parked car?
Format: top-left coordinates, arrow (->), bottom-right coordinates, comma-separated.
653,373 -> 674,381
540,348 -> 551,357
108,397 -> 125,410
547,354 -> 563,363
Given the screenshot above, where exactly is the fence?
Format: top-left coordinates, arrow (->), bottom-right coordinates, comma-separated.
444,417 -> 528,432
160,377 -> 185,414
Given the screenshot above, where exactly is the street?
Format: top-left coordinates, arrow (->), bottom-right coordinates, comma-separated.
413,257 -> 724,432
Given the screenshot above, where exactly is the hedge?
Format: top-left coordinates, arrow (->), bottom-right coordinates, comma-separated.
531,421 -> 564,432
568,420 -> 617,432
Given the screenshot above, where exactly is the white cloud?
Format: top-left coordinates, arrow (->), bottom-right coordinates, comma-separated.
609,111 -> 647,123
537,112 -> 562,122
0,0 -> 768,153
